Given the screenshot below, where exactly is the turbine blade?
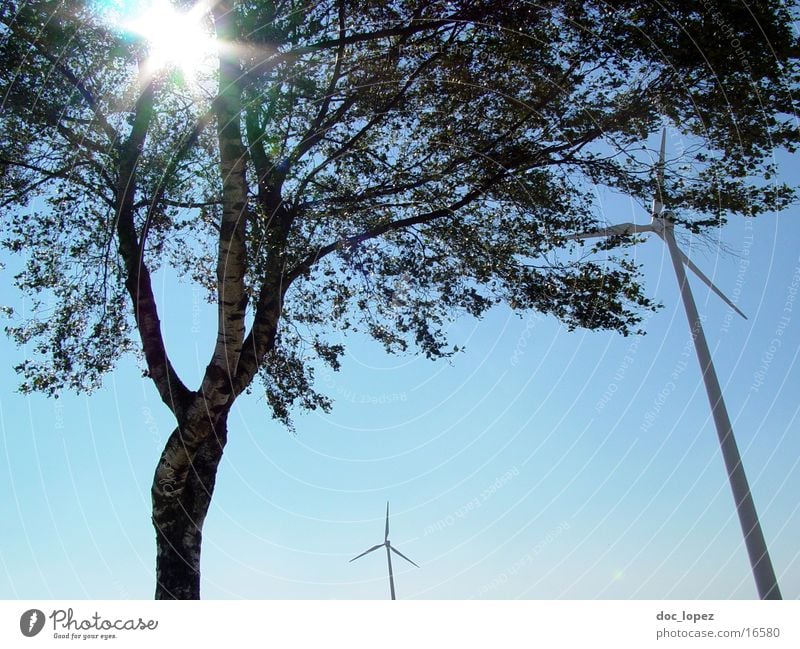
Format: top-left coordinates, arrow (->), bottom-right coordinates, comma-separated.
657,127 -> 667,190
652,128 -> 667,217
385,502 -> 390,542
390,545 -> 419,568
568,222 -> 655,241
678,248 -> 747,320
349,543 -> 383,563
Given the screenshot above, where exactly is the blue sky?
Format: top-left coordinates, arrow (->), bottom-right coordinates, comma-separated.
1,141 -> 799,600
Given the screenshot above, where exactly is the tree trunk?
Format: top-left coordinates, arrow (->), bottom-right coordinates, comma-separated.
151,411 -> 229,599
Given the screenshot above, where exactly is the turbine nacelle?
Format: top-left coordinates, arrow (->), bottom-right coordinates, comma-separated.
651,128 -> 668,220
349,502 -> 419,600
568,128 -> 746,321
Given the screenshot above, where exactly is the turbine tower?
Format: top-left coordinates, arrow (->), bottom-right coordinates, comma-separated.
569,130 -> 780,599
350,502 -> 419,600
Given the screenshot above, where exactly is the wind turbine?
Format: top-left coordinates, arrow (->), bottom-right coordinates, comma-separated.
569,130 -> 781,600
350,502 -> 419,600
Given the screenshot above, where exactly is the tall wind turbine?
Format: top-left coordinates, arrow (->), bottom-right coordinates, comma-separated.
569,130 -> 781,599
350,502 -> 419,600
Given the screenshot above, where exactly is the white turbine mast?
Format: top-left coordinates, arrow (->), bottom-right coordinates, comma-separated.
569,129 -> 780,599
350,502 -> 419,600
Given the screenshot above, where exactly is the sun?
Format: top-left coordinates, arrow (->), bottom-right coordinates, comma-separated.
119,1 -> 216,78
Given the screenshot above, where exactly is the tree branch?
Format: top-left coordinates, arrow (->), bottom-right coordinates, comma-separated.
200,0 -> 250,406
291,46 -> 448,210
114,79 -> 192,417
17,32 -> 120,144
286,126 -> 606,283
0,156 -> 117,208
285,178 -> 501,286
246,16 -> 459,77
140,105 -> 216,250
288,0 -> 349,167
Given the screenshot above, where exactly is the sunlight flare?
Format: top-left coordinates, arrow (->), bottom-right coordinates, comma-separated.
116,0 -> 216,78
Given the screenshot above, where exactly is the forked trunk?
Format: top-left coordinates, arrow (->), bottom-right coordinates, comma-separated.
151,412 -> 229,599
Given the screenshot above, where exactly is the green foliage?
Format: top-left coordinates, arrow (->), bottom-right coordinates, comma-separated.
1,0 -> 798,421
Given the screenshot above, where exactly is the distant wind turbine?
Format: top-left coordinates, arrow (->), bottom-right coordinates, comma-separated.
350,502 -> 419,600
569,129 -> 781,599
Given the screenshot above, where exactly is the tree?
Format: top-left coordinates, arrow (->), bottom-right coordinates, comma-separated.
1,0 -> 797,598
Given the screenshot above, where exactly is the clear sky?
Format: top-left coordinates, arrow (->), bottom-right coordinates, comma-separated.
2,134 -> 799,600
